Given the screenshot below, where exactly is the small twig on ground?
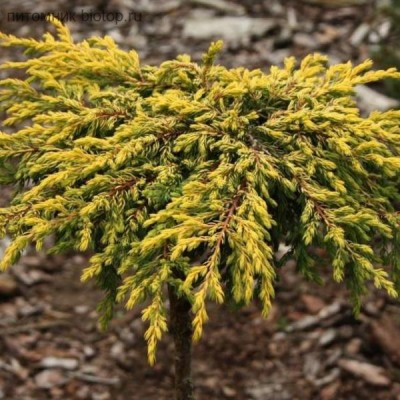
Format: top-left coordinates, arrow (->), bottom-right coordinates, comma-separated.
69,372 -> 120,386
0,320 -> 70,336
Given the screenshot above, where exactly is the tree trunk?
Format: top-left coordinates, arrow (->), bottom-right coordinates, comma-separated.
168,284 -> 194,400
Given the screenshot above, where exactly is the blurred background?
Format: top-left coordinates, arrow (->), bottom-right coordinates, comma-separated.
1,0 -> 400,399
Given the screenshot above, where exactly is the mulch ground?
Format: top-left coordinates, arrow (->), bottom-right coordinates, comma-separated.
1,1 -> 400,399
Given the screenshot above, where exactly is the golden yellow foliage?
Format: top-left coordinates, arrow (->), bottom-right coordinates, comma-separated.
1,16 -> 400,364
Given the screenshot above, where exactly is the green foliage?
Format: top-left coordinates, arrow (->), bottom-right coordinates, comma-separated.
1,16 -> 400,364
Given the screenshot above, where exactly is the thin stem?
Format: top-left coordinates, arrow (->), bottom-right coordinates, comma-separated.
168,284 -> 194,400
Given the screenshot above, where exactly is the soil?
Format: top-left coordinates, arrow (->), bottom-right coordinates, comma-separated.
2,252 -> 400,400
1,0 -> 400,399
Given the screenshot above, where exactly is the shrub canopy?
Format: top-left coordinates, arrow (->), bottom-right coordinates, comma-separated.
1,17 -> 400,364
